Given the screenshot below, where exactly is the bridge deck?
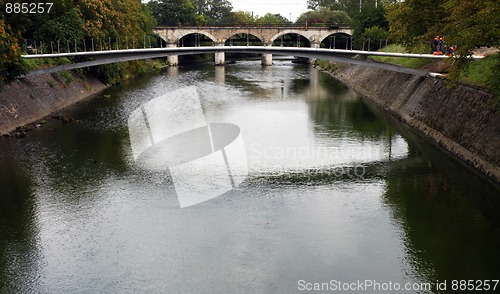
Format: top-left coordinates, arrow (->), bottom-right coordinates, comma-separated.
21,46 -> 483,60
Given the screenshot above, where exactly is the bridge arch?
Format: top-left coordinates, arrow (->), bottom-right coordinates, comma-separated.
171,29 -> 217,44
176,30 -> 217,43
319,32 -> 352,49
224,32 -> 264,46
178,32 -> 215,47
222,31 -> 264,44
271,31 -> 311,47
270,30 -> 311,44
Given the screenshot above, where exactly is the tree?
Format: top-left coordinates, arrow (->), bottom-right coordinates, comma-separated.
0,20 -> 25,86
296,8 -> 353,26
34,9 -> 84,42
232,11 -> 255,25
77,0 -> 155,39
362,26 -> 388,41
443,0 -> 499,54
148,0 -> 197,26
202,0 -> 233,24
306,0 -> 387,41
385,0 -> 448,45
256,13 -> 291,25
308,0 -> 383,19
442,0 -> 500,101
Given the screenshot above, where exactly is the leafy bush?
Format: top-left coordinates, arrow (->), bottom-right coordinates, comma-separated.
0,20 -> 25,87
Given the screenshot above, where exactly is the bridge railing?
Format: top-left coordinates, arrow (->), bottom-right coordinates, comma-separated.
155,23 -> 352,29
23,35 -> 165,55
21,36 -> 442,56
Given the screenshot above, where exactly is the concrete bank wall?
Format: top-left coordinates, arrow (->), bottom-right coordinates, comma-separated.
329,63 -> 499,182
0,71 -> 108,135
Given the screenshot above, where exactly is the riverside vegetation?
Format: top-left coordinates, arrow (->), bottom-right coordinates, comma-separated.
0,0 -> 498,103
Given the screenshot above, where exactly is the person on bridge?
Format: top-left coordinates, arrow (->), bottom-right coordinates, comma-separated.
447,45 -> 456,57
433,36 -> 440,55
438,36 -> 444,55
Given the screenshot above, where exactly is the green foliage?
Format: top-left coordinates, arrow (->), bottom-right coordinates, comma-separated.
232,11 -> 256,25
148,0 -> 197,26
362,26 -> 388,41
23,57 -> 72,71
149,0 -> 233,26
78,0 -> 156,39
0,0 -> 157,85
33,9 -> 84,42
370,44 -> 434,68
93,60 -> 161,85
60,71 -> 73,85
296,8 -> 353,26
306,0 -> 388,44
256,13 -> 291,25
316,59 -> 344,74
0,20 -> 25,86
202,0 -> 233,24
385,0 -> 448,45
457,54 -> 500,97
195,14 -> 207,26
384,0 -> 499,100
443,0 -> 499,57
352,3 -> 387,40
308,0 -> 363,17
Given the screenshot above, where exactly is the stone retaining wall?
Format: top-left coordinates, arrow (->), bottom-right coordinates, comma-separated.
329,63 -> 499,182
0,71 -> 108,135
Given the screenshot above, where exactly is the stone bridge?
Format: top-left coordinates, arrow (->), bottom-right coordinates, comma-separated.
154,25 -> 353,66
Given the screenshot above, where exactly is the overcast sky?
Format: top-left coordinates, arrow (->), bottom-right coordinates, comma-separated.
230,0 -> 309,21
142,0 -> 310,22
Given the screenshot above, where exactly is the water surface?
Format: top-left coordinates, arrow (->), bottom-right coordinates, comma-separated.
1,61 -> 499,293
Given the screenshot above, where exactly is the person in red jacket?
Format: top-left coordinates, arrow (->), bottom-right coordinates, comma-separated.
438,36 -> 444,55
433,36 -> 440,55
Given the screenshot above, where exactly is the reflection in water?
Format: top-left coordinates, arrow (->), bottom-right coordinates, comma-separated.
215,66 -> 225,85
128,86 -> 247,207
0,155 -> 40,293
0,61 -> 498,293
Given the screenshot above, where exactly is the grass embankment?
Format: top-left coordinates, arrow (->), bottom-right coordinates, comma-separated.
23,57 -> 73,71
368,44 -> 497,89
457,55 -> 497,87
369,44 -> 434,69
22,57 -> 166,84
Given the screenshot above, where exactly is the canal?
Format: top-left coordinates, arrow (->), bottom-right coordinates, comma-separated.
1,61 -> 499,293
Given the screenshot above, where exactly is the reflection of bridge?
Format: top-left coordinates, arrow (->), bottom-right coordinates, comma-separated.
154,25 -> 354,65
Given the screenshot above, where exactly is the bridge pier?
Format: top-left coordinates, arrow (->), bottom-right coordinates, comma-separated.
214,52 -> 225,66
214,42 -> 225,66
166,43 -> 178,66
261,53 -> 272,66
309,42 -> 320,64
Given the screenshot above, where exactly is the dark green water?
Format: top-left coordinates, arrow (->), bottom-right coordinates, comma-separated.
0,61 -> 499,293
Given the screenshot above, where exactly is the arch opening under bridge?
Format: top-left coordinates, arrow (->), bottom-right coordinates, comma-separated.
155,25 -> 354,66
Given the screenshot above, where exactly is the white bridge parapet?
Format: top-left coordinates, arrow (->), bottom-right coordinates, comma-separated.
21,46 -> 484,77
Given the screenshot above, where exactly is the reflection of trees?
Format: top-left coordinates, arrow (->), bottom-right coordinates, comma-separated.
0,156 -> 39,293
35,121 -> 130,204
306,76 -> 388,139
382,129 -> 500,285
